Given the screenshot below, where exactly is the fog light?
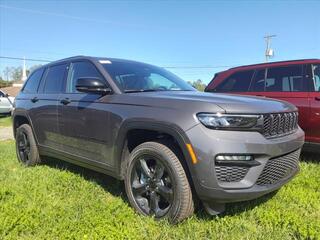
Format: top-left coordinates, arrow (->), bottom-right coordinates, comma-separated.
215,155 -> 253,161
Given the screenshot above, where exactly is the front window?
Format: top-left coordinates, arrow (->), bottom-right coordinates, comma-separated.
215,70 -> 254,92
101,61 -> 195,93
66,61 -> 104,93
312,64 -> 320,92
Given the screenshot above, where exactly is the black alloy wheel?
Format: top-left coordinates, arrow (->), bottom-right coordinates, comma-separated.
131,155 -> 174,217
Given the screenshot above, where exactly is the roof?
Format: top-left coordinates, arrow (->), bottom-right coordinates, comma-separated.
45,55 -> 156,67
0,86 -> 22,97
229,59 -> 320,71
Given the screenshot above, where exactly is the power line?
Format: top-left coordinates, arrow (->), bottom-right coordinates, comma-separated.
0,56 -> 52,63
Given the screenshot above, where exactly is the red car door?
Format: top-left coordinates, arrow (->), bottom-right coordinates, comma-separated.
308,64 -> 320,143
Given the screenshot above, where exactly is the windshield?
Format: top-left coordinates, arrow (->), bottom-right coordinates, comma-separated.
101,61 -> 195,93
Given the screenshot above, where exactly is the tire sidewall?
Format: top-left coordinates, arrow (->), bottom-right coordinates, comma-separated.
15,124 -> 40,166
125,143 -> 185,221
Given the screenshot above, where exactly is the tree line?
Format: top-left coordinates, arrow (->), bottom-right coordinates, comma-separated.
0,65 -> 42,88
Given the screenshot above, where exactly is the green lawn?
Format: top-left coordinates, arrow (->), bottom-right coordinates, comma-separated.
0,140 -> 319,240
0,116 -> 12,127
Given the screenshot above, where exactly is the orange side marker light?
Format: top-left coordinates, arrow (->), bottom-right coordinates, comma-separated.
186,143 -> 198,164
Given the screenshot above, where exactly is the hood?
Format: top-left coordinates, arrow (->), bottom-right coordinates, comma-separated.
111,91 -> 297,114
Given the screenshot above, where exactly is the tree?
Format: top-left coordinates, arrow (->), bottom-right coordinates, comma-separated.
0,79 -> 13,88
2,67 -> 13,81
11,67 -> 22,82
188,79 -> 207,91
28,64 -> 42,76
1,64 -> 42,82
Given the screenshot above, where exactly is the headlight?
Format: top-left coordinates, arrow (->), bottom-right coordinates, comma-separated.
197,113 -> 263,130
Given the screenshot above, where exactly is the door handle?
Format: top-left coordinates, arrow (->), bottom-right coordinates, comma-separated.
315,97 -> 320,101
60,98 -> 71,105
31,97 -> 39,103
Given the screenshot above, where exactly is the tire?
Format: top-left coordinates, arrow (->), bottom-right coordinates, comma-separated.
15,124 -> 41,166
124,141 -> 194,223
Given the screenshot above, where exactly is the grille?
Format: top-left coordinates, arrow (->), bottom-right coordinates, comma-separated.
262,112 -> 298,138
215,166 -> 249,182
256,149 -> 301,186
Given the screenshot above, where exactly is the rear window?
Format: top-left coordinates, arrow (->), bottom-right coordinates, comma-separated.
23,68 -> 44,93
215,70 -> 254,92
250,65 -> 307,92
265,65 -> 305,92
312,64 -> 320,92
43,64 -> 68,93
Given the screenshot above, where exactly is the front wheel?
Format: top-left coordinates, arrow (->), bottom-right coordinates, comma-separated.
124,141 -> 194,223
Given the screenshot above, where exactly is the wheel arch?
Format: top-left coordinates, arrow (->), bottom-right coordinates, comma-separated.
12,112 -> 36,141
114,120 -> 198,189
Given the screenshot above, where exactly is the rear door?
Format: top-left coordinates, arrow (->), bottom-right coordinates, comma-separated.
249,65 -> 311,134
308,64 -> 320,143
31,63 -> 68,150
58,60 -> 114,168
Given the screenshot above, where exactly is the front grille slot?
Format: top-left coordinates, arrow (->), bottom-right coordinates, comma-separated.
263,112 -> 298,138
256,149 -> 300,186
215,166 -> 249,182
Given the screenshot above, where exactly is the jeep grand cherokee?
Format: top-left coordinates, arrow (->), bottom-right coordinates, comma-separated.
13,56 -> 305,222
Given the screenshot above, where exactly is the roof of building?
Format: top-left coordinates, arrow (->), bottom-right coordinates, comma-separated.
0,86 -> 22,97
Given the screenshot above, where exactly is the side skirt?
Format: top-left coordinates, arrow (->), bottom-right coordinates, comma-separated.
38,145 -> 122,180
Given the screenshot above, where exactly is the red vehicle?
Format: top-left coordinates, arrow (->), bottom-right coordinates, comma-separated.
205,59 -> 320,151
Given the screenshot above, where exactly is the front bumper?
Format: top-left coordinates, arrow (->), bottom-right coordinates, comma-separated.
185,124 -> 305,203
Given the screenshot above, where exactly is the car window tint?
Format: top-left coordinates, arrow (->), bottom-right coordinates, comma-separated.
216,70 -> 254,92
43,64 -> 67,93
66,61 -> 103,93
0,91 -> 4,97
23,68 -> 44,93
312,64 -> 320,92
250,69 -> 266,91
266,65 -> 305,92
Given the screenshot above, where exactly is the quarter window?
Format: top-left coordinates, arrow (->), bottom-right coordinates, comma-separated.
312,64 -> 320,92
66,61 -> 103,93
23,68 -> 44,93
43,64 -> 67,93
215,70 -> 254,92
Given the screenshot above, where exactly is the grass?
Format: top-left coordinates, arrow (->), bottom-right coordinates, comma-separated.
0,116 -> 12,127
0,140 -> 319,240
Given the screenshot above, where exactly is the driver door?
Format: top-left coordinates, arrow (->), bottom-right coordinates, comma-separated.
58,60 -> 115,168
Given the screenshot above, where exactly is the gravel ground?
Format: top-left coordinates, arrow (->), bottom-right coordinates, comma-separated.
0,127 -> 14,141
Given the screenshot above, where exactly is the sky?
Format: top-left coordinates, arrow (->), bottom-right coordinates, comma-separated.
0,0 -> 319,84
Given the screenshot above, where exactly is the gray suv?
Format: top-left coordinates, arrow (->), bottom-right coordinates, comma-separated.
13,56 -> 304,222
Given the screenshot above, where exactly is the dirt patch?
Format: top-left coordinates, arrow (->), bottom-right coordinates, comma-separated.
0,127 -> 14,141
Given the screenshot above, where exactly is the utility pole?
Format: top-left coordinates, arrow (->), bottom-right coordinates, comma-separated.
264,34 -> 276,62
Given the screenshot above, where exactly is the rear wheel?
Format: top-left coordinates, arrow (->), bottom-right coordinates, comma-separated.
15,124 -> 41,166
124,141 -> 194,223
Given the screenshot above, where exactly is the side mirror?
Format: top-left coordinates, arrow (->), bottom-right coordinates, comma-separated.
5,93 -> 9,97
76,77 -> 112,95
